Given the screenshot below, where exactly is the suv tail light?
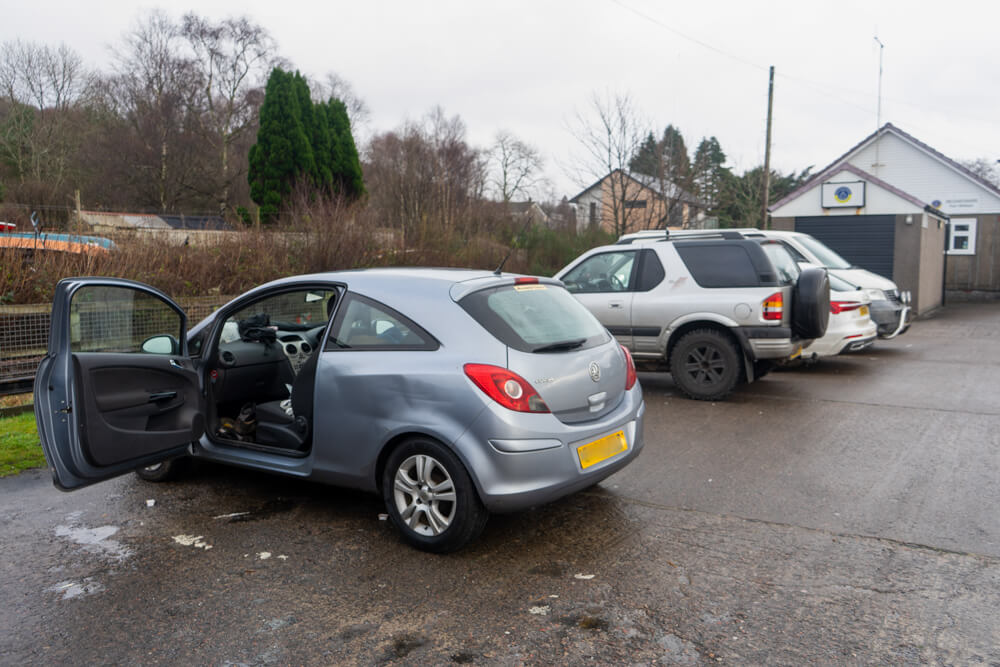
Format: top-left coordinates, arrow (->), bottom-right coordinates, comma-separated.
830,301 -> 863,315
464,364 -> 550,413
762,292 -> 783,321
621,345 -> 637,390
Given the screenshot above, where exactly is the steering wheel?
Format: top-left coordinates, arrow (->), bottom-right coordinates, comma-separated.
609,274 -> 625,291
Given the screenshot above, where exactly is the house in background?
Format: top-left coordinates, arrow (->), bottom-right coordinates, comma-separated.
568,169 -> 707,234
770,123 -> 1000,313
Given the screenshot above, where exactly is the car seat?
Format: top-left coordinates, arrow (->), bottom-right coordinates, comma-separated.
253,350 -> 318,450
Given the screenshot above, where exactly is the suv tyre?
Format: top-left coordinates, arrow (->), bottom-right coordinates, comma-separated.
791,268 -> 831,339
669,329 -> 742,401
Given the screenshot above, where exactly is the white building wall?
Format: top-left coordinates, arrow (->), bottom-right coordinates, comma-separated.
848,133 -> 1000,215
572,186 -> 603,233
770,168 -> 924,218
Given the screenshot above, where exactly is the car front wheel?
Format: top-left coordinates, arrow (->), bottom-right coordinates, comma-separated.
382,438 -> 488,553
669,329 -> 742,401
135,457 -> 187,482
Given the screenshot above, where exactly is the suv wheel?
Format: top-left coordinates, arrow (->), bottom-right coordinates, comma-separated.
669,329 -> 742,401
382,437 -> 488,553
792,268 -> 831,339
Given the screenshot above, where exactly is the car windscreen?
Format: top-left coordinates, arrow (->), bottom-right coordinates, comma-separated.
796,235 -> 852,270
459,282 -> 610,353
758,241 -> 801,284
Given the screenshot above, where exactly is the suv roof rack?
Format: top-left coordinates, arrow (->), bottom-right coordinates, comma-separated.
616,227 -> 771,245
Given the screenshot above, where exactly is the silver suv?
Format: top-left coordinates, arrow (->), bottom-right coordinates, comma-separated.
555,230 -> 830,400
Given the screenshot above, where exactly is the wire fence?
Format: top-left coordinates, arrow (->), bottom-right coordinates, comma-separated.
0,295 -> 233,395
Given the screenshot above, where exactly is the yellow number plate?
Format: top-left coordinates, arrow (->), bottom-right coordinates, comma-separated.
577,430 -> 628,469
859,305 -> 869,316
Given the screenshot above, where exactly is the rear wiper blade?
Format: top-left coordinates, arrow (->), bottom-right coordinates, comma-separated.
532,338 -> 586,353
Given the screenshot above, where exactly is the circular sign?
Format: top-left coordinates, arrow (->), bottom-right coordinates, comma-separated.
932,199 -> 942,208
834,186 -> 852,203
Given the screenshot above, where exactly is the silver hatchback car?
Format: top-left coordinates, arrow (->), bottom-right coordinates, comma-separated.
35,269 -> 645,552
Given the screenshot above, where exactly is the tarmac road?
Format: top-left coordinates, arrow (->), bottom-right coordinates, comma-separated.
1,302 -> 998,665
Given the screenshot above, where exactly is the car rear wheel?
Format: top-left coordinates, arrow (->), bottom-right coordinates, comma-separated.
669,329 -> 742,401
135,457 -> 187,482
382,438 -> 488,553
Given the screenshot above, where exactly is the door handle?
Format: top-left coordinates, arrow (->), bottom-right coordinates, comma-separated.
609,301 -> 623,309
148,391 -> 178,403
169,359 -> 184,370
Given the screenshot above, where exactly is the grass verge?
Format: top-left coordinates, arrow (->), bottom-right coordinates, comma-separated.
0,412 -> 45,477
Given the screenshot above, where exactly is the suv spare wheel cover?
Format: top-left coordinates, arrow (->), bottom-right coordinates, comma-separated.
791,268 -> 831,339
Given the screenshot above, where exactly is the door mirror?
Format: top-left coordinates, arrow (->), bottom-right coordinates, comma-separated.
141,334 -> 179,355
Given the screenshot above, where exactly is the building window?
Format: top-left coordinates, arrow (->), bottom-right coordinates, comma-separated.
589,202 -> 597,224
948,218 -> 977,255
623,200 -> 647,209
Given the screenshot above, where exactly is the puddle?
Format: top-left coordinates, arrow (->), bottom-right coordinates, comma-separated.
54,523 -> 132,561
47,578 -> 105,600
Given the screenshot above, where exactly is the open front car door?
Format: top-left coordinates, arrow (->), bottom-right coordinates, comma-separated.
34,278 -> 205,490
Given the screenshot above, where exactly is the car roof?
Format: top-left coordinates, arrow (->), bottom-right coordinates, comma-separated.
246,267 -> 561,304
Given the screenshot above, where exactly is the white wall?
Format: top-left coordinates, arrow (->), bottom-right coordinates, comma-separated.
770,168 -> 925,218
849,133 -> 1000,215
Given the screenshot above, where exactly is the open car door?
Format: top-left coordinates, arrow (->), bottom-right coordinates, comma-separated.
34,278 -> 206,490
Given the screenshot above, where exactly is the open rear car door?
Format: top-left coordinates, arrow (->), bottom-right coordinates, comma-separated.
34,278 -> 205,490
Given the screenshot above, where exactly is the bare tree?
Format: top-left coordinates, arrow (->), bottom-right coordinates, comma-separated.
566,91 -> 653,236
313,72 -> 370,129
961,158 -> 1000,189
365,107 -> 485,248
102,10 -> 203,212
182,13 -> 277,216
487,130 -> 545,202
0,40 -> 88,205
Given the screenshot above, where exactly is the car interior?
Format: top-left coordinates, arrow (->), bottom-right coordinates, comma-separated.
206,288 -> 338,455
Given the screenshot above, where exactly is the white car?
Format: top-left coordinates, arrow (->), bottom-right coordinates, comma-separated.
803,274 -> 877,358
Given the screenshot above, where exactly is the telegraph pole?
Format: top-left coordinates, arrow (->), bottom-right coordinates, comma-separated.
761,65 -> 775,229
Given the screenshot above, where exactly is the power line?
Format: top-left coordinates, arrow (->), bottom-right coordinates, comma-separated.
610,0 -> 997,133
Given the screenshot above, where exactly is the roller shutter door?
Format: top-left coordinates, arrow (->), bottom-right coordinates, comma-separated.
795,215 -> 895,279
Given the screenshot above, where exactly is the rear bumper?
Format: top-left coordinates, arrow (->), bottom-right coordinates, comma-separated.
455,386 -> 646,513
737,326 -> 803,360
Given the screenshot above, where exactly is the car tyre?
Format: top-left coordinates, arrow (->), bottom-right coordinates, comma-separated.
382,438 -> 488,553
135,457 -> 188,482
792,268 -> 831,339
669,329 -> 742,401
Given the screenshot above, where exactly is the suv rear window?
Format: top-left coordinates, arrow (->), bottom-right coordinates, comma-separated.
675,243 -> 777,288
459,283 -> 610,353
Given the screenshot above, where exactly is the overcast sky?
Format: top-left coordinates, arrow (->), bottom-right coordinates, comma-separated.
4,0 -> 998,198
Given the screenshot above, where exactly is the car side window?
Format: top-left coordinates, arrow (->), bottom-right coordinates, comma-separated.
635,249 -> 665,291
562,251 -> 637,293
69,285 -> 183,354
327,294 -> 438,351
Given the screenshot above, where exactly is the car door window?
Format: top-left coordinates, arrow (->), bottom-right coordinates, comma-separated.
327,294 -> 437,350
562,251 -> 637,293
70,285 -> 183,354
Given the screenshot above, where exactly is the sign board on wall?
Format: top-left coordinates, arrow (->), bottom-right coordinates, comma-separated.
821,181 -> 865,208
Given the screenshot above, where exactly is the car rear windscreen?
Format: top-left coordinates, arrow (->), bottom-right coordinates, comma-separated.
459,283 -> 610,353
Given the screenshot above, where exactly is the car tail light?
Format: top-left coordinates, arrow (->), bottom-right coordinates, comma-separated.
464,363 -> 550,413
514,277 -> 539,285
621,345 -> 637,390
762,292 -> 783,321
830,301 -> 863,315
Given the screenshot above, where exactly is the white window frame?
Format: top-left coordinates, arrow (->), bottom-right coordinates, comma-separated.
948,218 -> 977,255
